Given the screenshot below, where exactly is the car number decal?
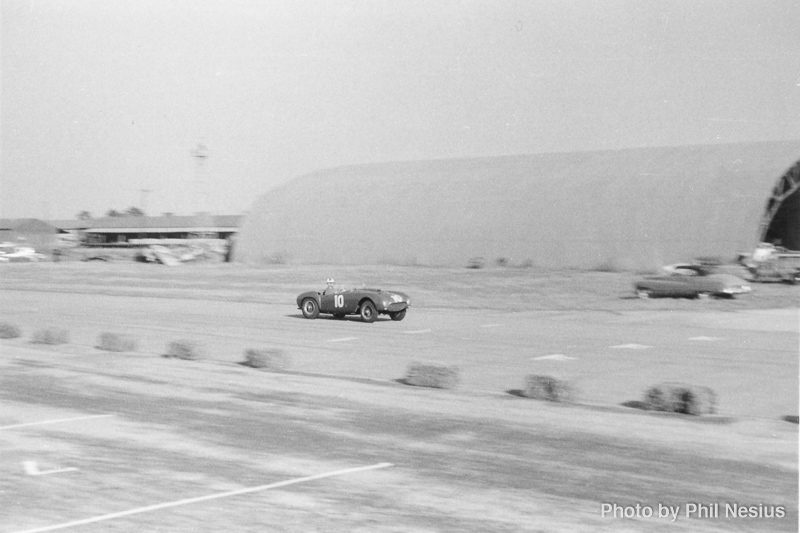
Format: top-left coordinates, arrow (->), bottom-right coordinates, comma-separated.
335,294 -> 344,308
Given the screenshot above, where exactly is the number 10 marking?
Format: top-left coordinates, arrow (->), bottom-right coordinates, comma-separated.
335,294 -> 344,308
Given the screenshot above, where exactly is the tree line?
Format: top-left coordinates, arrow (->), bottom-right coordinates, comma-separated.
76,207 -> 145,219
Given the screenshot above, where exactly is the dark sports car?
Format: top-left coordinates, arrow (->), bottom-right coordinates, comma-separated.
634,264 -> 752,299
296,285 -> 410,323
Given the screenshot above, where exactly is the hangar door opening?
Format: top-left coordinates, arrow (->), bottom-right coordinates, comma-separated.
762,160 -> 800,251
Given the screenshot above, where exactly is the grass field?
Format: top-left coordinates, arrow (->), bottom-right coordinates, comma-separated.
1,260 -> 796,311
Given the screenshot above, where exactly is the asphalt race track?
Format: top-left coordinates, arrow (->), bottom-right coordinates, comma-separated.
1,289 -> 796,418
0,267 -> 797,532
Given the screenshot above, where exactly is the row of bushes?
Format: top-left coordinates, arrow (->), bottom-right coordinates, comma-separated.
1,323 -> 71,344
0,323 -> 290,372
403,362 -> 717,415
0,322 -> 717,416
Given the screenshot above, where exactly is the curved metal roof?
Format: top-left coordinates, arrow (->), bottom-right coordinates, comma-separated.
237,141 -> 800,269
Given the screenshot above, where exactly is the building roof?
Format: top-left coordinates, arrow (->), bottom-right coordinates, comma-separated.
48,215 -> 242,232
48,219 -> 93,230
236,140 -> 800,269
0,218 -> 58,233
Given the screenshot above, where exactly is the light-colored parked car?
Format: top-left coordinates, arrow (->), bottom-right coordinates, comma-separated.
634,264 -> 752,299
0,246 -> 47,262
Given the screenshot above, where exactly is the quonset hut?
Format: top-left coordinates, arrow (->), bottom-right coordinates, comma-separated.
236,141 -> 800,270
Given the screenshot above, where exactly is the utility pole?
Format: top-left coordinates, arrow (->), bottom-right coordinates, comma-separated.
140,189 -> 152,215
191,142 -> 209,215
191,142 -> 212,238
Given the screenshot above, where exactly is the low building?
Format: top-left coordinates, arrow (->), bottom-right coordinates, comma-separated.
50,215 -> 242,245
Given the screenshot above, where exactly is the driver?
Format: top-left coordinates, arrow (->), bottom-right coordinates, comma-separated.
323,278 -> 338,295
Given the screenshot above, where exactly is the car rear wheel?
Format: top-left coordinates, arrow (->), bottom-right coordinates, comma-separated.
389,309 -> 406,321
301,298 -> 319,319
360,301 -> 377,323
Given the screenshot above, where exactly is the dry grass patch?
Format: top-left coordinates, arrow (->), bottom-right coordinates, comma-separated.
97,332 -> 138,352
0,322 -> 22,339
644,382 -> 717,415
403,361 -> 460,389
164,340 -> 205,360
522,375 -> 576,402
31,327 -> 69,345
243,348 -> 289,371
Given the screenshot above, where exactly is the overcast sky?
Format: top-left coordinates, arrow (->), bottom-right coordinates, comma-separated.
1,0 -> 799,220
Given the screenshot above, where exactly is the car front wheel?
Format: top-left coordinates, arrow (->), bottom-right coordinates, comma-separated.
389,309 -> 406,321
301,298 -> 319,319
360,301 -> 377,323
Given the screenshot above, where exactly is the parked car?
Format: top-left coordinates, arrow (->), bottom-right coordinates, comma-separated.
739,243 -> 800,284
296,283 -> 410,323
0,246 -> 48,262
634,264 -> 752,299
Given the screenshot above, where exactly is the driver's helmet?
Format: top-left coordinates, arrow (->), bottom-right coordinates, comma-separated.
326,278 -> 335,285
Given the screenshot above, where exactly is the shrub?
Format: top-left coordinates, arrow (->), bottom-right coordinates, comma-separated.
522,375 -> 575,402
0,322 -> 22,339
97,332 -> 138,353
244,348 -> 289,372
403,362 -> 460,389
466,257 -> 485,269
164,340 -> 205,360
495,257 -> 509,267
591,260 -> 622,273
31,328 -> 69,345
644,382 -> 717,415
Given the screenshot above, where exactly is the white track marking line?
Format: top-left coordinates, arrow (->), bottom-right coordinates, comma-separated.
688,336 -> 723,341
531,354 -> 576,361
404,329 -> 431,334
611,343 -> 652,350
0,414 -> 113,431
327,337 -> 358,342
11,462 -> 394,533
24,461 -> 78,476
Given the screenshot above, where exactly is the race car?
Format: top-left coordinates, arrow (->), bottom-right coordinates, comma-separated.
634,264 -> 752,299
296,282 -> 410,323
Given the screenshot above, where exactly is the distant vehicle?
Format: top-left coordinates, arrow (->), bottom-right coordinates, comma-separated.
0,246 -> 48,262
634,264 -> 752,299
296,284 -> 410,323
135,244 -> 206,266
739,243 -> 800,284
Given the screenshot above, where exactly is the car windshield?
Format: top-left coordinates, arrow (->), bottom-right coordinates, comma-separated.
671,265 -> 714,276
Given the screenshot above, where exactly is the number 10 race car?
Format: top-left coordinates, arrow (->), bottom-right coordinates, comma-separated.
296,283 -> 410,323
